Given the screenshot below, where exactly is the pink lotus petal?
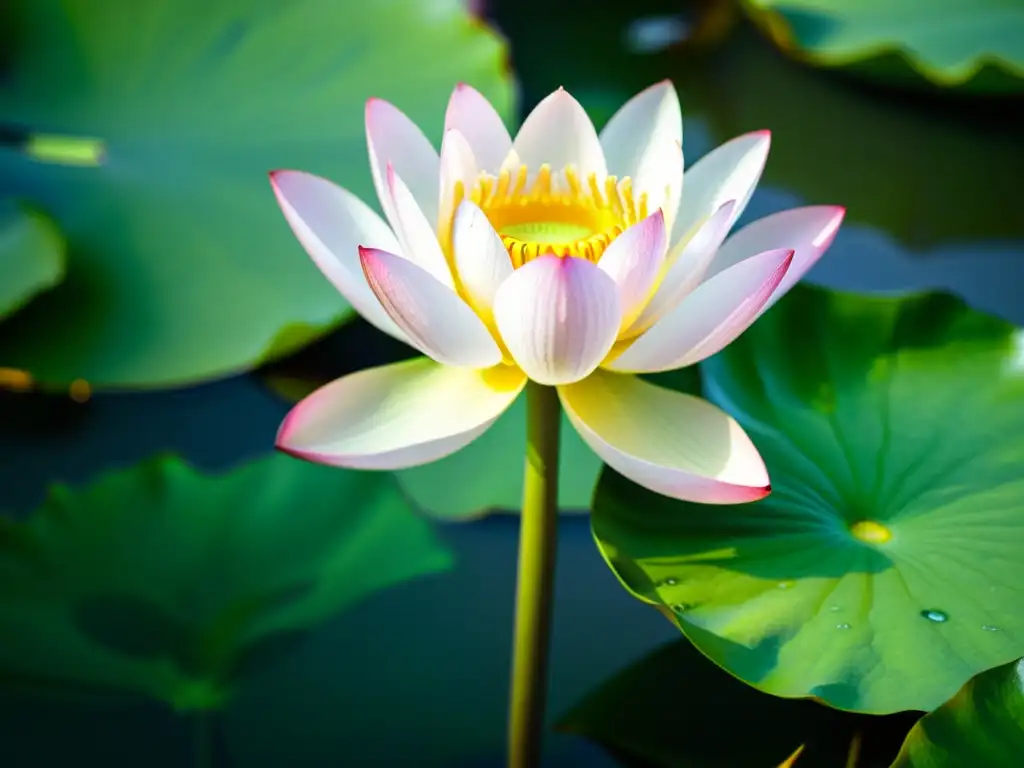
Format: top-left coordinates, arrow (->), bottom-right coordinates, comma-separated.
559,370 -> 770,503
507,88 -> 607,181
596,210 -> 669,329
366,98 -> 440,226
277,358 -> 526,470
493,254 -> 621,385
445,83 -> 513,174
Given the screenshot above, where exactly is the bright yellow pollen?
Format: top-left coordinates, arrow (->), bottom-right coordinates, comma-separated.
849,520 -> 893,545
454,163 -> 647,268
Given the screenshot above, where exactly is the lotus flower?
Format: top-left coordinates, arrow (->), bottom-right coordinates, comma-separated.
270,82 -> 844,504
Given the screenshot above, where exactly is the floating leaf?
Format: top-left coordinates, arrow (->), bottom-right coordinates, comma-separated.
0,199 -> 64,321
591,285 -> 1024,713
742,0 -> 1024,92
560,638 -> 915,767
0,454 -> 452,710
0,0 -> 511,387
892,657 -> 1024,767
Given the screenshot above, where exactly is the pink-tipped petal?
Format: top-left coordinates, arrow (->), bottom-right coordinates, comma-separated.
709,206 -> 846,315
438,129 -> 479,238
559,370 -> 770,503
493,255 -> 621,385
508,88 -> 607,180
597,210 -> 668,329
277,358 -> 526,470
366,98 -> 440,225
608,248 -> 793,373
625,200 -> 736,336
269,170 -> 407,342
599,81 -> 683,219
386,164 -> 455,288
671,130 -> 771,246
360,246 -> 502,368
445,83 -> 513,174
452,200 -> 513,320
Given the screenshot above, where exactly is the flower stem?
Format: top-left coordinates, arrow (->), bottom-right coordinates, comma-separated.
508,381 -> 561,768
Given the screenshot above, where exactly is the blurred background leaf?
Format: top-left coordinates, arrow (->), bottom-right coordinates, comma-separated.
559,637 -> 917,767
591,285 -> 1024,714
0,199 -> 64,321
742,0 -> 1024,93
0,454 -> 451,711
892,657 -> 1024,767
0,0 -> 512,389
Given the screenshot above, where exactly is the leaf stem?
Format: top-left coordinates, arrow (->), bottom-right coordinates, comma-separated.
508,380 -> 561,767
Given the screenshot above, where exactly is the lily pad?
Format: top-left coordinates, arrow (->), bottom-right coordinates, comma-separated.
674,24 -> 1024,250
0,199 -> 64,320
0,0 -> 511,388
560,638 -> 917,767
591,284 -> 1024,714
743,0 -> 1024,92
0,454 -> 452,710
893,657 -> 1024,767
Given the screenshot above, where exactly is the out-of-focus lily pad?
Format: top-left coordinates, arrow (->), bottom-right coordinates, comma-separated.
0,199 -> 64,321
591,285 -> 1024,714
560,638 -> 916,767
0,0 -> 512,388
0,454 -> 452,710
674,25 -> 1023,250
743,0 -> 1024,93
892,657 -> 1024,767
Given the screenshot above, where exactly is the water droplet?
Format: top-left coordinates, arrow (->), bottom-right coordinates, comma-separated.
828,605 -> 841,612
662,577 -> 678,586
777,581 -> 794,589
982,625 -> 1000,632
670,603 -> 691,613
921,609 -> 949,623
836,623 -> 851,630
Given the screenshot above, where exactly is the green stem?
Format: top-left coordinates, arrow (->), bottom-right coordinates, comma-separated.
508,381 -> 561,768
194,711 -> 214,768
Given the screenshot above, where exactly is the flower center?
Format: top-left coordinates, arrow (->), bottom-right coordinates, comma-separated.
467,164 -> 648,267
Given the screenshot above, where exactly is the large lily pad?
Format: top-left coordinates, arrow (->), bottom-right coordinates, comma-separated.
560,639 -> 917,767
591,285 -> 1024,714
0,0 -> 511,388
743,0 -> 1024,92
0,454 -> 452,710
0,199 -> 64,321
893,657 -> 1024,766
674,25 -> 1024,250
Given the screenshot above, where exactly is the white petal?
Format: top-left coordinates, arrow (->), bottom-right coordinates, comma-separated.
599,81 -> 683,221
508,88 -> 607,180
607,248 -> 793,372
493,255 -> 621,386
269,170 -> 407,342
366,98 -> 440,225
360,246 -> 502,368
625,199 -> 736,336
559,370 -> 770,504
386,164 -> 456,288
672,130 -> 771,246
597,210 -> 668,329
709,206 -> 846,315
438,129 -> 479,239
452,200 -> 513,321
445,83 -> 513,174
278,358 -> 526,470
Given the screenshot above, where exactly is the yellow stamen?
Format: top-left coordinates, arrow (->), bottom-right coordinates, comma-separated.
465,163 -> 647,268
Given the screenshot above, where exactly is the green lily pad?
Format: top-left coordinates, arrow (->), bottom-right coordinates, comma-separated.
675,25 -> 1023,250
743,0 -> 1024,93
0,454 -> 452,710
893,657 -> 1024,767
0,0 -> 511,388
591,284 -> 1024,714
0,199 -> 64,321
560,638 -> 917,767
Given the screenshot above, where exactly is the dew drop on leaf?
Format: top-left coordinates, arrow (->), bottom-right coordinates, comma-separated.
921,609 -> 949,623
